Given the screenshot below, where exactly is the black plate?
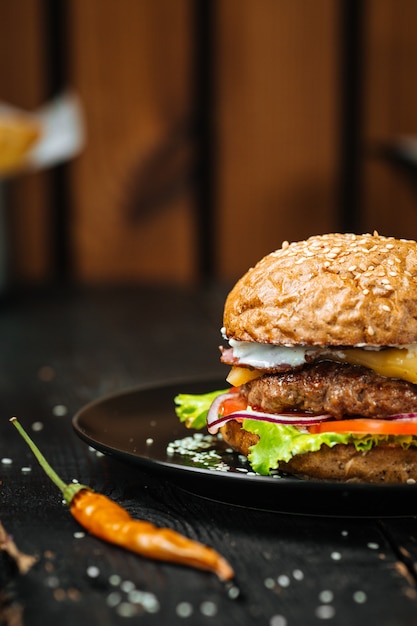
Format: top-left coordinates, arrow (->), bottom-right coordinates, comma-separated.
73,378 -> 417,517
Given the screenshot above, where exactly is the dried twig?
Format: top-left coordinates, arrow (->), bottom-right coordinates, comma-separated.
0,521 -> 37,575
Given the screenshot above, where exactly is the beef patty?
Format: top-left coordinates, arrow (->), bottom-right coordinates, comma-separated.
241,361 -> 417,419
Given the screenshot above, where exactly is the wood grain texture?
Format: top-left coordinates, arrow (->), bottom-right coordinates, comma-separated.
215,0 -> 339,281
0,0 -> 51,283
362,0 -> 417,239
67,0 -> 197,284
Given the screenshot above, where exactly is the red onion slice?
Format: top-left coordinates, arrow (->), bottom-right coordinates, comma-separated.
206,394 -> 417,435
385,413 -> 417,421
207,403 -> 333,435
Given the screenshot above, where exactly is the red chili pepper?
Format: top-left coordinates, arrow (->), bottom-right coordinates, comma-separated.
10,417 -> 234,581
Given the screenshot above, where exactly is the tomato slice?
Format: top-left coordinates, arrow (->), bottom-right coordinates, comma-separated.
220,391 -> 247,416
309,418 -> 417,435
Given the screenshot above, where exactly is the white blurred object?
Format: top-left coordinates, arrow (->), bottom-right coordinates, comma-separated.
27,92 -> 86,170
0,92 -> 86,292
0,91 -> 85,177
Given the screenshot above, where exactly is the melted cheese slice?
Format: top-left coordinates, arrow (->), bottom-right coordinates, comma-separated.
226,347 -> 417,386
226,366 -> 263,386
342,347 -> 417,384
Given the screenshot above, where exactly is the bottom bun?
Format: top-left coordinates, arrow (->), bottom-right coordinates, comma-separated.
220,420 -> 417,483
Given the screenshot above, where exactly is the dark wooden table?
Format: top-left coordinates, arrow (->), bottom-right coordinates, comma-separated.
1,285 -> 417,626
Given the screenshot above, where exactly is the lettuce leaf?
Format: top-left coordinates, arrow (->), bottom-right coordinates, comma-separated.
242,419 -> 417,475
174,389 -> 228,429
242,420 -> 350,475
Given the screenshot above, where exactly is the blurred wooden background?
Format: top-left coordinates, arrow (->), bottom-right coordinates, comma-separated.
1,0 -> 417,287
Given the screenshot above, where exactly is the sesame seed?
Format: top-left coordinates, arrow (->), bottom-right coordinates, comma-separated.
45,575 -> 60,588
200,601 -> 218,617
315,605 -> 336,619
227,585 -> 241,600
292,569 -> 304,581
367,326 -> 375,336
52,404 -> 68,417
176,601 -> 193,617
106,592 -> 122,607
116,603 -> 137,618
319,590 -> 334,603
1,458 -> 12,465
86,566 -> 100,578
270,617 -> 287,626
353,591 -> 367,604
381,305 -> 390,312
348,265 -> 357,272
362,289 -> 369,295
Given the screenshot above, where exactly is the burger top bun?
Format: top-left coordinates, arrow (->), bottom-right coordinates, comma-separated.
223,232 -> 417,347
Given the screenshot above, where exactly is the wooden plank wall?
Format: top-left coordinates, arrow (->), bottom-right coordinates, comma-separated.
1,1 -> 417,287
0,0 -> 52,283
362,0 -> 417,239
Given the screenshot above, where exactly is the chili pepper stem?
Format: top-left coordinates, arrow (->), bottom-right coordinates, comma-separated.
10,417 -> 88,505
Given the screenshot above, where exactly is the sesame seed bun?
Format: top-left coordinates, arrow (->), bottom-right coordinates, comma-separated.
223,233 -> 417,347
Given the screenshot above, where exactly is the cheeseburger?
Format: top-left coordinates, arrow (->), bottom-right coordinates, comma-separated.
175,233 -> 417,483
